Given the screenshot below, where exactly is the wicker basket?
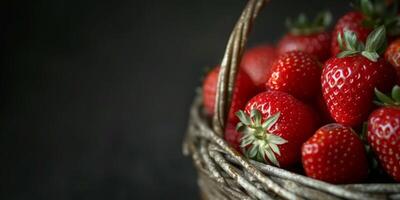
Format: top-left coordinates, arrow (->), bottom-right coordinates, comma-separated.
183,0 -> 400,199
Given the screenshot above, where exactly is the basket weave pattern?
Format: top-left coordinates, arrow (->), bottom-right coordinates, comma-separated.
183,0 -> 400,199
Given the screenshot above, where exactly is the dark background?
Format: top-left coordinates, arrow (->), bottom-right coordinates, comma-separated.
0,0 -> 347,199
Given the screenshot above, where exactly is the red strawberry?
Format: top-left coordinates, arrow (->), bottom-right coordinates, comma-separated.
367,86 -> 400,182
302,123 -> 368,184
385,38 -> 400,82
202,66 -> 257,125
322,26 -> 397,127
277,12 -> 332,61
331,11 -> 371,56
236,90 -> 317,167
331,0 -> 400,56
224,123 -> 242,153
241,45 -> 278,89
267,51 -> 321,102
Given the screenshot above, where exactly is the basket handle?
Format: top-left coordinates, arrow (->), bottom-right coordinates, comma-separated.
213,0 -> 269,135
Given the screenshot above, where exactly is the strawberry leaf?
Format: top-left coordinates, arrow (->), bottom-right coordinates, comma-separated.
241,134 -> 253,147
361,51 -> 379,62
338,32 -> 345,51
360,121 -> 369,142
373,100 -> 384,106
255,151 -> 265,163
268,134 -> 288,145
337,50 -> 360,58
314,11 -> 332,28
298,13 -> 307,25
264,147 -> 280,166
344,30 -> 359,51
251,109 -> 262,126
236,110 -> 251,125
364,25 -> 386,54
375,87 -> 395,105
261,112 -> 280,130
392,85 -> 400,102
286,11 -> 332,35
269,143 -> 281,156
249,145 -> 258,158
361,0 -> 373,17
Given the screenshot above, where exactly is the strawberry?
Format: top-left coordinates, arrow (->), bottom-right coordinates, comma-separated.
367,85 -> 400,182
202,66 -> 257,125
302,123 -> 369,184
331,11 -> 371,56
385,38 -> 400,82
236,90 -> 317,167
224,123 -> 242,153
322,26 -> 397,127
267,51 -> 321,102
277,12 -> 332,61
331,0 -> 400,56
241,45 -> 278,89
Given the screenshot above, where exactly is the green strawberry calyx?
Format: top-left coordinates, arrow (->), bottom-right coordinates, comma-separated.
337,25 -> 386,62
374,85 -> 400,107
235,109 -> 288,166
355,0 -> 400,36
286,11 -> 332,35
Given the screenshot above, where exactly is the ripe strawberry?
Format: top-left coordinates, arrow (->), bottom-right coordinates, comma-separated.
277,12 -> 332,61
202,66 -> 257,125
241,45 -> 278,89
322,26 -> 397,127
367,86 -> 400,182
224,123 -> 242,153
385,38 -> 400,82
267,51 -> 321,102
331,0 -> 400,56
302,123 -> 369,184
236,90 -> 317,167
331,11 -> 371,56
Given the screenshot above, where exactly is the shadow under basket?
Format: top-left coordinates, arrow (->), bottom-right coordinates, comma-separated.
182,0 -> 400,199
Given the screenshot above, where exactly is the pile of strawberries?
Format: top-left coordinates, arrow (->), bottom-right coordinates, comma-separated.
202,0 -> 400,184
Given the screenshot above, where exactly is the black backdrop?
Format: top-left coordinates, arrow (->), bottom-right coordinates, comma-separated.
1,0 -> 347,199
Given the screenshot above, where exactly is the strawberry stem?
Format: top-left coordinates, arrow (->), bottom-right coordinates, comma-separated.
236,109 -> 287,166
